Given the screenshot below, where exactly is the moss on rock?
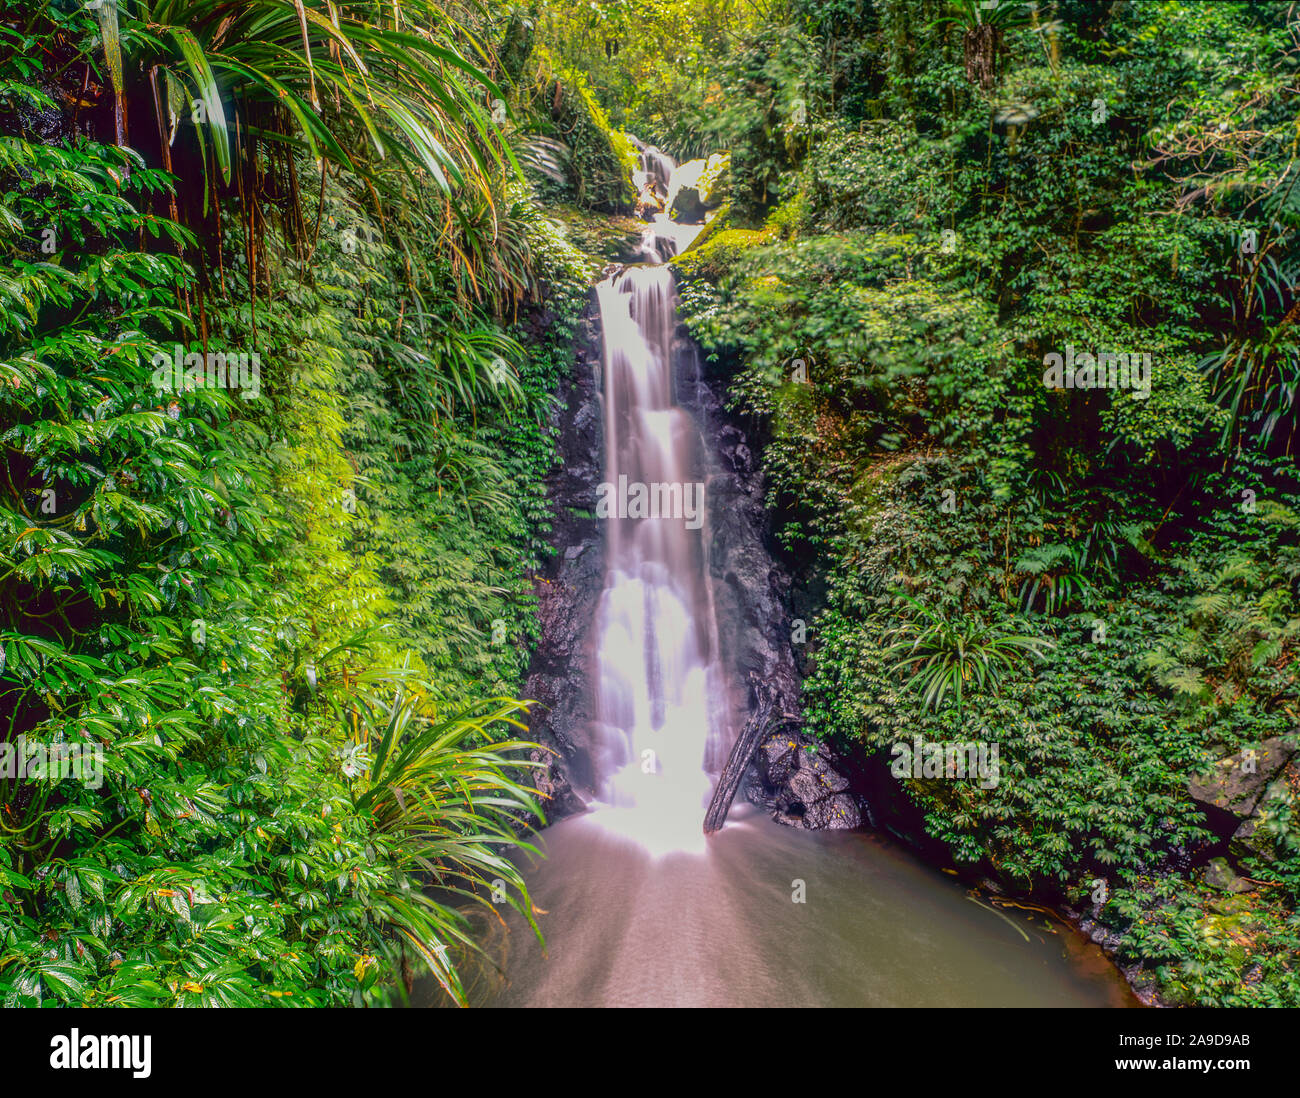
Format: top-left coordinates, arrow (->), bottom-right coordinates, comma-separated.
530,47 -> 637,213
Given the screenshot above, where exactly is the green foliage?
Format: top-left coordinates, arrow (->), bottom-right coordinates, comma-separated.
884,594 -> 1052,713
528,0 -> 765,157
691,26 -> 822,224
541,202 -> 645,263
1107,877 -> 1300,1007
98,0 -> 512,221
671,0 -> 1300,1006
0,659 -> 543,1007
1,0 -> 591,1002
521,46 -> 636,211
792,120 -> 961,235
11,0 -> 1300,1014
321,679 -> 544,1007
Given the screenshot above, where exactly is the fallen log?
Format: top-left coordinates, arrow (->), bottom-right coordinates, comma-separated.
703,676 -> 791,834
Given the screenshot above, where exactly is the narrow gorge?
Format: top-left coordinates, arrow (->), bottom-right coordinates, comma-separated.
459,148 -> 1136,1009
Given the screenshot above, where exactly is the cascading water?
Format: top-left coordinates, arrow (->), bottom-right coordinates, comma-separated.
425,149 -> 1138,1009
631,143 -> 700,261
586,153 -> 723,852
635,144 -> 675,199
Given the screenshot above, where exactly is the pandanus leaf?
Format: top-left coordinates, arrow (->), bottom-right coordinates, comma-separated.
95,0 -> 125,97
166,26 -> 231,184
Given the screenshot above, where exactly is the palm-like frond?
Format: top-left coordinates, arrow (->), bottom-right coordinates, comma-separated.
275,634 -> 546,1005
351,689 -> 545,1006
884,594 -> 1052,713
1198,166 -> 1300,454
1200,327 -> 1300,454
933,0 -> 1032,31
107,2 -> 513,223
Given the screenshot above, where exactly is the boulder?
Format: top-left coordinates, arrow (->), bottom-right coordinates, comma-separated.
1187,734 -> 1298,859
667,153 -> 730,224
1187,735 -> 1297,817
759,733 -> 800,786
751,729 -> 862,831
805,794 -> 861,830
1203,857 -> 1251,894
1231,757 -> 1299,861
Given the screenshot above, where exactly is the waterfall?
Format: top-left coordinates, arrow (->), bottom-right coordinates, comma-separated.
443,149 -> 1140,1015
634,145 -> 675,200
587,149 -> 726,845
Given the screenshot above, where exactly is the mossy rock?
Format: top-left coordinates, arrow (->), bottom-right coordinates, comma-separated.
1204,856 -> 1251,894
545,204 -> 645,264
691,200 -> 734,251
671,222 -> 777,282
1208,894 -> 1255,916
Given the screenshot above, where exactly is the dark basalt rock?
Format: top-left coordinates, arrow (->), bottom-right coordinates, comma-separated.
1188,734 -> 1297,817
523,280 -> 865,831
1187,732 -> 1298,861
519,297 -> 605,823
686,324 -> 861,830
666,154 -> 730,224
745,730 -> 862,831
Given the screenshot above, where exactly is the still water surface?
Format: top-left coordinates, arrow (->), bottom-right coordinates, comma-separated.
454,804 -> 1135,1008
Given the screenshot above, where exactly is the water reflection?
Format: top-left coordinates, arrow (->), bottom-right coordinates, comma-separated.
450,806 -> 1136,1008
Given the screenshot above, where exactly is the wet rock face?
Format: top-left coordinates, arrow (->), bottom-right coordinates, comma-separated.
666,153 -> 730,224
683,328 -> 862,831
1187,733 -> 1298,860
523,284 -> 863,831
520,298 -> 605,823
744,730 -> 862,831
4,76 -> 74,145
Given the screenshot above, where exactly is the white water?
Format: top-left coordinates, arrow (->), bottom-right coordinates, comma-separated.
419,151 -> 1140,1010
586,151 -> 720,855
633,144 -> 675,200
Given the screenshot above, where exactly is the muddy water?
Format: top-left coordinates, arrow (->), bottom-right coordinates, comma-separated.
451,805 -> 1134,1008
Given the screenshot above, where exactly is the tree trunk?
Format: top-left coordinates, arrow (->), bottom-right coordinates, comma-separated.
963,24 -> 1002,91
704,676 -> 786,834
